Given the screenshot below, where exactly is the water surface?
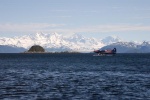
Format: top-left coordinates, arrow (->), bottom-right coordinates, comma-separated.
0,53 -> 150,100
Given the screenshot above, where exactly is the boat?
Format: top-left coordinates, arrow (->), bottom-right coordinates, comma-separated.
94,48 -> 117,56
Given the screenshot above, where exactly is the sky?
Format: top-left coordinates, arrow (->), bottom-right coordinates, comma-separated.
0,0 -> 150,41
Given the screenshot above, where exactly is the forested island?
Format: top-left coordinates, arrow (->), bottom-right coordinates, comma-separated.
24,45 -> 80,53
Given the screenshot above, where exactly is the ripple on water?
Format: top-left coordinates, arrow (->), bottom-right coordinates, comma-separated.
0,69 -> 150,99
0,53 -> 150,99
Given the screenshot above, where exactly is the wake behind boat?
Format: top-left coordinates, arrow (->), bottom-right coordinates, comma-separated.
94,48 -> 117,56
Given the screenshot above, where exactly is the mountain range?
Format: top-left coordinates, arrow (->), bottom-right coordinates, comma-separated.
101,41 -> 150,53
0,32 -> 150,53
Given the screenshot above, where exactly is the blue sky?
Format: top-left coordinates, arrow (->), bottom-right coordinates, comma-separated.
0,0 -> 150,41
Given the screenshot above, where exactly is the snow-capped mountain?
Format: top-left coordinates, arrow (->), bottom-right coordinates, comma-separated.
0,33 -> 104,52
101,41 -> 150,53
0,32 -> 149,53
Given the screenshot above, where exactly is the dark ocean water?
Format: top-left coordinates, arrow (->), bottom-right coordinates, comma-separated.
0,53 -> 150,100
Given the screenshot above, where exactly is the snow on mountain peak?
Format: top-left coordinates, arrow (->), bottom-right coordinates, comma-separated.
51,32 -> 60,36
101,35 -> 122,45
71,33 -> 84,39
1,33 -> 146,52
34,32 -> 47,39
0,32 -> 149,53
0,32 -> 106,52
141,41 -> 150,46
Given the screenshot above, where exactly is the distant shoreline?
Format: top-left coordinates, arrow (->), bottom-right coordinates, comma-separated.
23,51 -> 81,54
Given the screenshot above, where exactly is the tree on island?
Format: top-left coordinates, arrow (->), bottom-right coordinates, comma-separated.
25,45 -> 80,53
28,45 -> 45,53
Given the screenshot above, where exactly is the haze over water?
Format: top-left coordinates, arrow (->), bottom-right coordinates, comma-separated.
0,53 -> 150,99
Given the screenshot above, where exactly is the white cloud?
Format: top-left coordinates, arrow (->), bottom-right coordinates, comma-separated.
46,24 -> 150,33
134,16 -> 150,20
0,23 -> 65,32
0,23 -> 150,34
82,24 -> 150,32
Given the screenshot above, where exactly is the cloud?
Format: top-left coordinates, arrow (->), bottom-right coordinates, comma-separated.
46,24 -> 150,33
0,23 -> 65,32
56,16 -> 72,18
134,16 -> 150,20
80,24 -> 150,32
0,23 -> 150,34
